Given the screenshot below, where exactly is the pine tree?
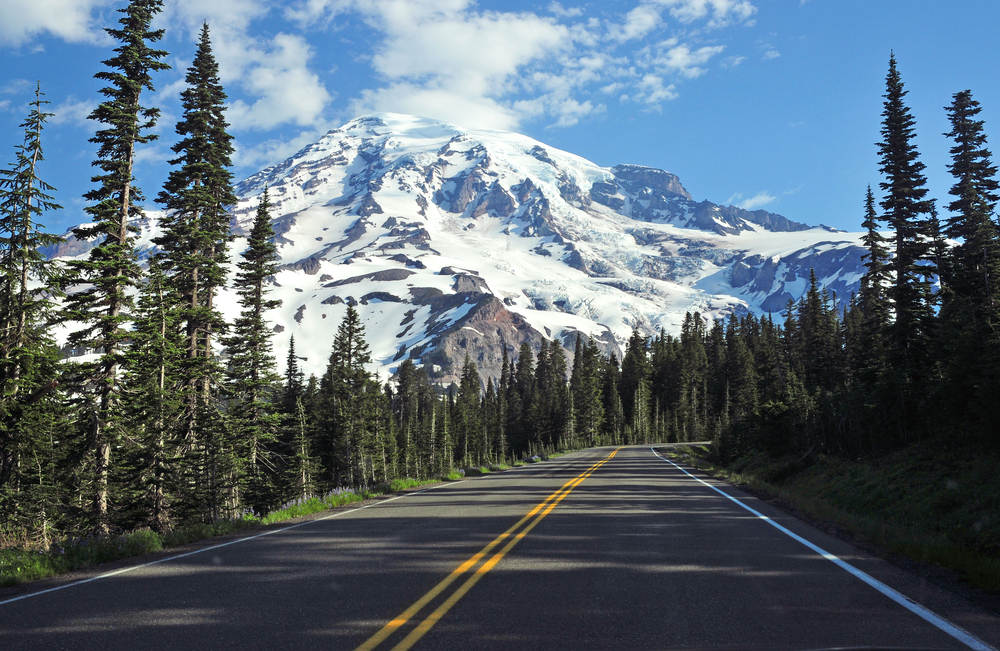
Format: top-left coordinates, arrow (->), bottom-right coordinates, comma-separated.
0,84 -> 67,538
939,89 -> 1000,428
62,0 -> 169,532
120,257 -> 183,531
223,188 -> 282,511
285,396 -> 318,502
154,23 -> 235,440
859,186 -> 892,329
282,336 -> 304,415
877,53 -> 938,415
498,345 -> 514,461
455,353 -> 481,465
510,342 -> 534,454
620,328 -> 651,441
320,304 -> 374,487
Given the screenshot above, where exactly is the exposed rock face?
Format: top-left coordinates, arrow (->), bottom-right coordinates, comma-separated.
612,164 -> 692,200
423,296 -> 552,385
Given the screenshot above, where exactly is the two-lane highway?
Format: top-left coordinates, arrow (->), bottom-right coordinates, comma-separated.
2,446 -> 999,650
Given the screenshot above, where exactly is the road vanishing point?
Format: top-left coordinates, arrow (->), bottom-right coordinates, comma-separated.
3,445 -> 1000,651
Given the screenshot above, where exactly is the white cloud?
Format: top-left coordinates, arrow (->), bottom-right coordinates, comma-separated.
729,191 -> 776,210
645,41 -> 725,78
2,79 -> 32,95
632,74 -> 678,104
160,2 -> 334,133
657,0 -> 757,29
763,49 -> 780,59
160,0 -> 271,39
133,142 -> 171,168
49,97 -> 96,126
609,5 -> 662,43
233,127 -> 328,170
548,2 -> 584,18
722,54 -> 745,67
0,0 -> 113,47
352,84 -> 522,130
285,0 -> 756,130
294,0 -> 587,130
227,33 -> 333,131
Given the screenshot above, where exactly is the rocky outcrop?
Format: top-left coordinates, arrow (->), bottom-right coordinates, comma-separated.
613,164 -> 691,200
472,181 -> 517,218
420,295 -> 551,385
323,269 -> 415,288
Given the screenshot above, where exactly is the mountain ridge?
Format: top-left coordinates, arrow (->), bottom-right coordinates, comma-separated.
49,113 -> 867,384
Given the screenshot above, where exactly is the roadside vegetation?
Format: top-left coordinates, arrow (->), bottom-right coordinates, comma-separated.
0,471 -> 471,588
666,442 -> 1000,593
2,0 -> 999,606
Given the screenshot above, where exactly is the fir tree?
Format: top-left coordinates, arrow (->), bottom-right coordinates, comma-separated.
120,257 -> 183,531
282,336 -> 304,415
620,328 -> 651,439
155,23 -> 235,439
285,396 -> 318,502
939,89 -> 1000,428
859,186 -> 892,328
455,353 -> 481,465
62,0 -> 169,532
320,304 -> 374,487
877,53 -> 938,412
0,85 -> 67,537
223,188 -> 282,511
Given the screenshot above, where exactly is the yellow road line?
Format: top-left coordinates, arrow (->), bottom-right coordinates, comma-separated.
354,448 -> 620,651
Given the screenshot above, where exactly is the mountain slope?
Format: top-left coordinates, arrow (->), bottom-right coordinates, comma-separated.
52,113 -> 867,384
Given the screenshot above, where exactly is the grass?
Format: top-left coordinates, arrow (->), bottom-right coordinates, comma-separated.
0,473 -> 456,589
664,441 -> 1000,593
0,453 -> 567,590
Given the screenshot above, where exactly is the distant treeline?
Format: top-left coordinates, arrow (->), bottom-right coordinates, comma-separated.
1,2 -> 998,546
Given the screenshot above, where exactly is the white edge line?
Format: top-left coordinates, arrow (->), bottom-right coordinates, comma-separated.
650,447 -> 995,651
0,480 -> 465,608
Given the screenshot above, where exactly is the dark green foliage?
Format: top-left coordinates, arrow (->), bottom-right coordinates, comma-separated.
0,84 -> 68,543
62,0 -> 169,533
223,189 -> 282,512
571,334 -> 604,447
153,24 -> 234,476
317,304 -> 387,489
154,23 -> 235,383
119,258 -> 184,532
937,89 -> 1000,431
877,53 -> 939,420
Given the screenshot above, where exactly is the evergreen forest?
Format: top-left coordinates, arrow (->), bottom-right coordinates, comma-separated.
2,1 -> 999,554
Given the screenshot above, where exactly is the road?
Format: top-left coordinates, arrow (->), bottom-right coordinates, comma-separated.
2,445 -> 1000,650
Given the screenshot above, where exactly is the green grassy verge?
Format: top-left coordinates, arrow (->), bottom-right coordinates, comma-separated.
0,452 -> 572,590
0,474 -> 461,590
664,441 -> 1000,592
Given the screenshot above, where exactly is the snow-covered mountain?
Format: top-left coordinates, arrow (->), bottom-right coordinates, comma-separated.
50,113 -> 867,384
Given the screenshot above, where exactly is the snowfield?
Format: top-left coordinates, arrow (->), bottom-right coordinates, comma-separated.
50,113 -> 869,383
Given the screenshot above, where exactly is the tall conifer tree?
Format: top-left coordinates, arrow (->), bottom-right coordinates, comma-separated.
320,304 -> 374,487
223,189 -> 282,510
121,257 -> 183,531
63,0 -> 168,532
940,89 -> 1000,426
0,84 -> 67,536
876,53 -> 938,428
155,23 -> 235,439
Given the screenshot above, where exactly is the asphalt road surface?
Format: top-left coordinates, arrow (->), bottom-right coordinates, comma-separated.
3,445 -> 1000,651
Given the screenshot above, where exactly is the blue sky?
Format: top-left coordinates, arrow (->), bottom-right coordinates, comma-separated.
2,0 -> 998,233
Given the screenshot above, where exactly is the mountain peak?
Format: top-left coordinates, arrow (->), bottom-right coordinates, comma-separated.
53,113 -> 867,384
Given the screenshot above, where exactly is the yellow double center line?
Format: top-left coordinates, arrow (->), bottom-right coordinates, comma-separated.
354,448 -> 621,651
